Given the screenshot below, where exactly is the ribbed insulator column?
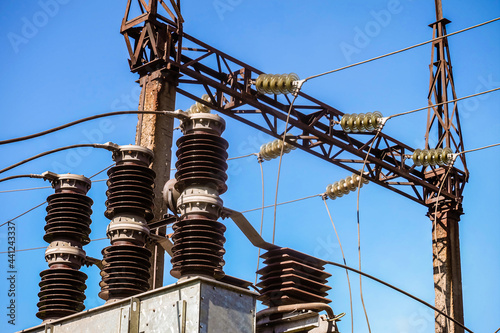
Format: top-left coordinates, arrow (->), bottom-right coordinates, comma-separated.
99,145 -> 155,302
37,174 -> 93,321
169,113 -> 229,279
257,247 -> 332,307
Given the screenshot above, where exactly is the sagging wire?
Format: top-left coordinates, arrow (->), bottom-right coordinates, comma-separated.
0,174 -> 45,183
243,193 -> 323,214
302,17 -> 500,82
0,109 -> 185,146
1,153 -> 259,194
255,155 -> 265,285
0,179 -> 107,194
272,92 -> 301,244
324,260 -> 474,333
386,87 -> 500,121
354,129 -> 382,333
0,143 -> 120,175
0,164 -> 114,228
0,237 -> 108,255
322,196 -> 354,333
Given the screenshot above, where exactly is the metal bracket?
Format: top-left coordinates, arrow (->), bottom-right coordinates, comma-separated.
222,207 -> 279,251
84,256 -> 104,270
44,323 -> 54,333
149,233 -> 174,256
128,297 -> 141,333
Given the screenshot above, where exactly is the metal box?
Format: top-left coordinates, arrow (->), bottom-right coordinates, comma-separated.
19,276 -> 258,333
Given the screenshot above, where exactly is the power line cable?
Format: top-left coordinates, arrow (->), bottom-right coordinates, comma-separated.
0,201 -> 47,228
0,143 -> 118,175
354,131 -> 381,333
0,179 -> 108,194
0,174 -> 45,183
272,93 -> 300,244
387,87 -> 500,120
0,110 -> 181,146
242,193 -> 323,214
255,156 -> 265,285
322,197 -> 354,333
0,164 -> 113,228
303,17 -> 500,82
459,142 -> 500,155
0,238 -> 108,255
324,260 -> 474,333
0,153 -> 257,194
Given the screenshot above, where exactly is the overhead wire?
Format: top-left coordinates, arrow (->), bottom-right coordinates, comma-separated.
0,237 -> 108,255
0,164 -> 113,228
302,17 -> 500,82
322,197 -> 354,333
0,143 -> 117,175
255,155 -> 265,285
0,110 -> 180,146
0,174 -> 45,183
387,87 -> 500,120
272,93 -> 300,244
242,193 -> 323,214
0,153 -> 258,194
325,260 -> 474,333
354,130 -> 382,333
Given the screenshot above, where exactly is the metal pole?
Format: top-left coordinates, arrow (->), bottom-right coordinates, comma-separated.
428,202 -> 464,333
435,0 -> 443,21
136,69 -> 177,289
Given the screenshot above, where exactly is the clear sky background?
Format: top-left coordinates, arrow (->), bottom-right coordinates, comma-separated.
0,1 -> 499,332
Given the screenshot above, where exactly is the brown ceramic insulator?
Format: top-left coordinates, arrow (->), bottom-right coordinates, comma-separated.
104,164 -> 155,221
174,133 -> 229,194
170,217 -> 226,279
98,244 -> 151,301
44,192 -> 93,245
36,268 -> 87,320
256,247 -> 332,307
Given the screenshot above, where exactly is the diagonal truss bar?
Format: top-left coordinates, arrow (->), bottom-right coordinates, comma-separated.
166,32 -> 466,207
121,8 -> 466,208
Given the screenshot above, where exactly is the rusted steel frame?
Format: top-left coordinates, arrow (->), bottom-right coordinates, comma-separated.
180,33 -> 417,158
122,13 -> 149,33
176,87 -> 436,206
171,55 -> 461,205
159,31 -> 462,204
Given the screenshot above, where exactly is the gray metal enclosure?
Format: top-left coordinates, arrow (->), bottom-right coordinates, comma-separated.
19,277 -> 258,333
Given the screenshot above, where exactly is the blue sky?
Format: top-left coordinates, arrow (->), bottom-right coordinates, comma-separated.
0,1 -> 499,332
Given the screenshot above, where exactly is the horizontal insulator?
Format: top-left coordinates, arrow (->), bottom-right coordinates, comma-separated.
170,218 -> 226,279
44,193 -> 93,244
105,164 -> 155,221
99,244 -> 151,301
257,247 -> 331,307
36,268 -> 87,320
175,133 -> 228,194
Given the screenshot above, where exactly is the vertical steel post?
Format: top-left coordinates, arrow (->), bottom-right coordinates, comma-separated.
428,201 -> 464,333
426,1 -> 467,332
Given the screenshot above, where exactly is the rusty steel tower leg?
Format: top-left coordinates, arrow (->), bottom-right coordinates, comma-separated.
425,1 -> 468,332
136,69 -> 177,289
428,202 -> 464,333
